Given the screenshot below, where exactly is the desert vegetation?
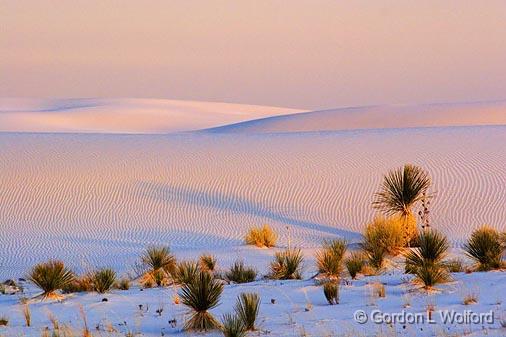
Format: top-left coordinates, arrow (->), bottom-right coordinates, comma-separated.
92,268 -> 116,293
225,260 -> 257,284
269,248 -> 304,280
28,260 -> 74,300
244,224 -> 277,248
141,246 -> 176,287
315,238 -> 347,279
464,226 -> 504,271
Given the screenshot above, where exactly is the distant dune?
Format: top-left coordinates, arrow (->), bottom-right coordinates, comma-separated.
205,101 -> 506,133
0,99 -> 505,278
0,98 -> 302,133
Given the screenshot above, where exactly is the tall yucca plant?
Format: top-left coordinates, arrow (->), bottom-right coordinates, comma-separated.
315,239 -> 347,278
141,246 -> 176,286
464,226 -> 503,271
28,260 -> 75,300
373,164 -> 431,245
404,230 -> 451,290
180,271 -> 223,331
235,292 -> 260,331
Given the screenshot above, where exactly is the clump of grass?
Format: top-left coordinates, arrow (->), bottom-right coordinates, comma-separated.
345,252 -> 365,279
141,245 -> 176,287
372,282 -> 386,298
464,226 -> 504,271
269,248 -> 304,280
180,271 -> 224,331
199,254 -> 217,272
174,260 -> 200,285
92,268 -> 116,293
22,303 -> 31,327
221,313 -> 246,337
28,260 -> 75,300
315,239 -> 347,278
225,261 -> 257,284
404,230 -> 451,290
115,278 -> 130,290
245,225 -> 277,248
445,258 -> 464,273
0,315 -> 8,326
62,273 -> 93,293
323,281 -> 339,305
462,289 -> 479,305
235,292 -> 260,331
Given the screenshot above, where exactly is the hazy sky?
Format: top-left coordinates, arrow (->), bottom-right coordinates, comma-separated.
2,1 -> 506,109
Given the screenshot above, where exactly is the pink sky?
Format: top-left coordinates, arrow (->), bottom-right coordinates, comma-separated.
2,1 -> 506,109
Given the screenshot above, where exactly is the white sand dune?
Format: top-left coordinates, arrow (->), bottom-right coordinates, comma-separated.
1,109 -> 505,277
0,98 -> 302,133
205,100 -> 506,133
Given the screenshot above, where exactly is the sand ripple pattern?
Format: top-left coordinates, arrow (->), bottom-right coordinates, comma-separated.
1,127 -> 505,277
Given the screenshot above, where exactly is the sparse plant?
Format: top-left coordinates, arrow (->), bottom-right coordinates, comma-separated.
464,226 -> 503,271
62,273 -> 93,293
323,281 -> 339,305
462,288 -> 479,305
245,224 -> 277,248
22,303 -> 31,327
372,282 -> 386,298
269,248 -> 304,280
0,315 -> 8,326
141,246 -> 176,286
199,254 -> 217,272
92,268 -> 116,293
28,260 -> 75,300
174,260 -> 200,285
445,258 -> 464,273
115,278 -> 130,290
346,252 -> 365,279
373,164 -> 431,245
221,313 -> 246,337
225,260 -> 257,284
315,239 -> 347,278
180,271 -> 224,331
234,292 -> 260,331
404,230 -> 451,290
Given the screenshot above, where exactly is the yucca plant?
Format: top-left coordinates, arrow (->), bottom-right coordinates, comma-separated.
269,248 -> 304,280
174,260 -> 200,285
221,313 -> 246,337
235,292 -> 260,331
315,239 -> 347,278
92,268 -> 116,293
244,225 -> 277,248
115,278 -> 130,290
345,252 -> 365,279
373,164 -> 431,245
404,230 -> 451,290
464,226 -> 503,271
28,260 -> 75,300
180,271 -> 223,331
199,254 -> 217,273
141,246 -> 176,286
323,281 -> 339,305
225,261 -> 257,284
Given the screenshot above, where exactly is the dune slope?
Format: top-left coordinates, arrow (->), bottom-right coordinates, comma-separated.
0,98 -> 302,133
205,100 -> 506,133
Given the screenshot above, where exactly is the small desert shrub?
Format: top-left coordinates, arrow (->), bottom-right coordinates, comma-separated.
62,274 -> 93,293
221,313 -> 246,337
180,271 -> 224,331
174,260 -> 200,285
445,258 -> 464,273
315,239 -> 347,278
244,225 -> 277,248
115,278 -> 130,290
404,230 -> 451,290
92,268 -> 116,293
235,292 -> 260,331
199,254 -> 217,272
464,226 -> 503,271
363,216 -> 405,254
462,289 -> 479,305
323,281 -> 339,305
22,303 -> 31,327
141,246 -> 176,286
28,260 -> 75,299
269,248 -> 304,280
371,282 -> 386,298
0,315 -> 8,326
345,252 -> 365,279
225,261 -> 257,284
